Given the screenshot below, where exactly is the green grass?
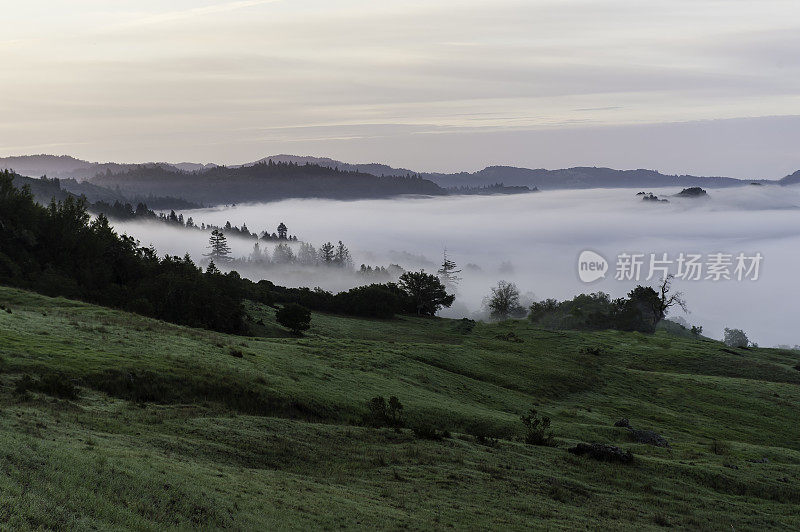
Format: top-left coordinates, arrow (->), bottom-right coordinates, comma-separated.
1,285 -> 799,530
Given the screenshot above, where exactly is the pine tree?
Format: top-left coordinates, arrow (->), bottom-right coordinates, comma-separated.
437,249 -> 462,287
319,241 -> 335,264
333,241 -> 352,269
277,222 -> 288,239
205,229 -> 232,262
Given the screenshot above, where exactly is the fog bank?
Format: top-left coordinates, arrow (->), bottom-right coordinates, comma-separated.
111,185 -> 800,347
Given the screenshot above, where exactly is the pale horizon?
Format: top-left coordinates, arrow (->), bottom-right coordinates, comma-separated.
3,1 -> 800,179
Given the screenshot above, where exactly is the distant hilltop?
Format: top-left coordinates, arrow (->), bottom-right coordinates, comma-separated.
2,154 -> 798,201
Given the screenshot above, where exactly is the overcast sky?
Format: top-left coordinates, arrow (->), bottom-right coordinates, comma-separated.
2,0 -> 800,177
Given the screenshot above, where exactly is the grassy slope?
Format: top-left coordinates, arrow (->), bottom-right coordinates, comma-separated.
0,286 -> 798,530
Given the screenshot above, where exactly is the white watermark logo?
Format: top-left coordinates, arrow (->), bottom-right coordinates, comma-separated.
579,251 -> 763,283
577,250 -> 609,283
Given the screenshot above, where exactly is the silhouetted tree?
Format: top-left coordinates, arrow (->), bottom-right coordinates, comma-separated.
277,222 -> 288,239
319,241 -> 335,264
486,280 -> 522,319
276,303 -> 311,335
205,229 -> 232,262
333,241 -> 353,269
398,271 -> 455,316
437,250 -> 462,287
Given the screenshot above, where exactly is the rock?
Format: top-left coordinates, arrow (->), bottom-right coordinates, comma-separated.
568,443 -> 634,463
614,418 -> 630,428
629,429 -> 670,448
723,462 -> 739,470
748,457 -> 769,464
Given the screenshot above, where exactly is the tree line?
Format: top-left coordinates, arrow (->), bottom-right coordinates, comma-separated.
0,170 -> 455,334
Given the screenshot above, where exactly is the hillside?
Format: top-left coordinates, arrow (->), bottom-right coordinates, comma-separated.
424,166 -> 757,190
1,286 -> 798,529
780,170 -> 800,186
4,154 -> 786,194
88,160 -> 445,204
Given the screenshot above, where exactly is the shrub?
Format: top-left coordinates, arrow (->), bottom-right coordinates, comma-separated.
276,303 -> 311,335
13,373 -> 77,399
229,348 -> 244,358
710,439 -> 730,455
521,408 -> 554,446
37,373 -> 78,399
723,328 -> 749,348
14,374 -> 34,395
411,421 -> 449,441
366,395 -> 404,428
579,346 -> 604,356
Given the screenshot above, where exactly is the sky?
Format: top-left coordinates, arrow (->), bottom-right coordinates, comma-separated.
2,0 -> 800,177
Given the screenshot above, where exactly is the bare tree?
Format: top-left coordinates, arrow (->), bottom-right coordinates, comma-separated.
656,275 -> 687,322
486,280 -> 521,319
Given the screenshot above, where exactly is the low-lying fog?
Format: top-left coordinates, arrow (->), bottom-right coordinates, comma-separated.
111,186 -> 800,347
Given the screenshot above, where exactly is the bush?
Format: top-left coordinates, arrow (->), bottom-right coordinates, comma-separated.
723,327 -> 749,348
14,373 -> 78,399
411,421 -> 450,441
37,373 -> 78,399
276,303 -> 311,335
366,395 -> 404,428
332,285 -> 401,318
14,374 -> 34,395
521,408 -> 554,446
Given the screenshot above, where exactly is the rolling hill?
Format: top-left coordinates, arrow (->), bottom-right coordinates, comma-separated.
88,160 -> 446,204
0,285 -> 798,529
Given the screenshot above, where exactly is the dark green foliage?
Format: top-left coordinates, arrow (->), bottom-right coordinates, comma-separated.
397,271 -> 455,316
411,421 -> 449,441
331,284 -> 401,318
568,443 -> 634,463
275,304 -> 311,335
528,284 -> 681,334
521,408 -> 554,446
366,395 -> 404,428
0,170 -> 246,333
229,348 -> 244,358
89,160 -> 446,204
14,373 -> 78,399
579,346 -> 604,356
453,318 -> 476,334
14,375 -> 35,396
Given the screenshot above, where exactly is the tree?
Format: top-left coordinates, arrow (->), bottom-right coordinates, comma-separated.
655,275 -> 687,324
624,276 -> 687,332
437,249 -> 462,287
276,303 -> 311,335
272,242 -> 294,264
205,229 -> 231,262
333,241 -> 353,269
297,243 -> 317,265
398,270 -> 455,316
250,242 -> 267,263
486,280 -> 521,319
277,222 -> 288,239
319,242 -> 335,264
724,327 -> 749,348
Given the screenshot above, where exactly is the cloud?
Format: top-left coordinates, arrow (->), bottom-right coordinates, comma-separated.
115,0 -> 283,28
111,185 -> 800,346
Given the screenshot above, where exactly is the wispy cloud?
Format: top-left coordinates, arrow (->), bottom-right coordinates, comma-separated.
116,0 -> 282,28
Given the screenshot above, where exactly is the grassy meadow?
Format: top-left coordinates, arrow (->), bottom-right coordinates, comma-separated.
0,285 -> 798,530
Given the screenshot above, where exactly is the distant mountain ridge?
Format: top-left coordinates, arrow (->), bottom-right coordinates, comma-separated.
3,154 -> 798,203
